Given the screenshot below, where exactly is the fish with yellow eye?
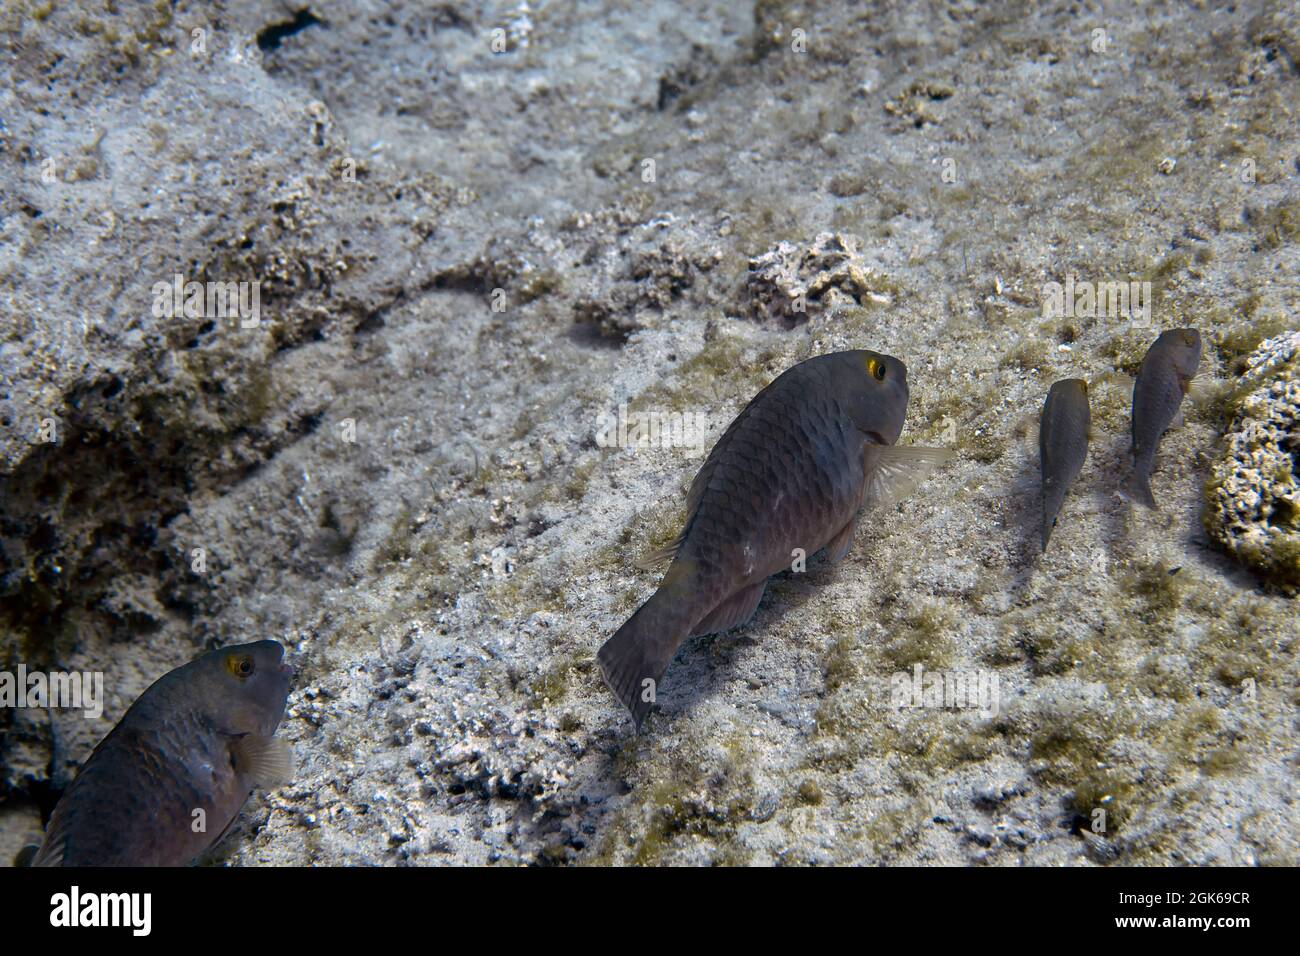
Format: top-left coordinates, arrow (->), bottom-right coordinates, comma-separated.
598,350 -> 951,729
32,641 -> 293,866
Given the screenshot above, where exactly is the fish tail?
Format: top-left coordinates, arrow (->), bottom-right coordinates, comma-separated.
1127,468 -> 1157,509
1125,442 -> 1158,509
1040,486 -> 1064,553
597,587 -> 697,731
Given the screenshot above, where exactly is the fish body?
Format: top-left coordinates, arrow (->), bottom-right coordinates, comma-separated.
33,640 -> 292,867
1039,378 -> 1091,551
598,350 -> 948,728
1129,328 -> 1201,508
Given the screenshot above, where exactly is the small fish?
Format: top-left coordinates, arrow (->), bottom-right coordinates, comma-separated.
598,350 -> 950,729
1039,379 -> 1091,552
32,640 -> 293,867
1129,328 -> 1201,509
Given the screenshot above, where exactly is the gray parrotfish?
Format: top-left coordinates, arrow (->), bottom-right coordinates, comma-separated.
597,350 -> 950,729
32,640 -> 293,867
1039,378 -> 1091,552
1129,328 -> 1201,509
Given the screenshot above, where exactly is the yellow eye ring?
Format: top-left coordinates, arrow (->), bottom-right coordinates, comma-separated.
225,655 -> 254,679
867,358 -> 886,381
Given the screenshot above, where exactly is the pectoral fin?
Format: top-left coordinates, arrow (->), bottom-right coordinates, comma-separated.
825,517 -> 857,563
1185,373 -> 1216,403
232,735 -> 294,789
864,446 -> 954,512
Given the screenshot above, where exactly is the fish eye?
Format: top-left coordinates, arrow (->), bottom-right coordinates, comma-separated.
867,358 -> 886,381
225,655 -> 255,679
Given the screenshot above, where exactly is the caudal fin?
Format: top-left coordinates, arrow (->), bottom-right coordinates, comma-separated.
597,589 -> 695,730
1127,470 -> 1158,509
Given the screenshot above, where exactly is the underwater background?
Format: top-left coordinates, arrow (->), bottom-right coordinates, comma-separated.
0,0 -> 1296,865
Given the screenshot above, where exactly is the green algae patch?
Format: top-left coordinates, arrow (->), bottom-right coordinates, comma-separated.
1121,558 -> 1186,621
821,630 -> 860,694
1000,338 -> 1051,373
1063,131 -> 1169,204
1248,197 -> 1300,249
631,335 -> 777,420
1213,313 -> 1290,376
1027,705 -> 1143,830
796,779 -> 824,806
1022,692 -> 1240,854
526,656 -> 577,708
879,599 -> 958,670
919,384 -> 1005,464
590,734 -> 760,866
1069,769 -> 1136,835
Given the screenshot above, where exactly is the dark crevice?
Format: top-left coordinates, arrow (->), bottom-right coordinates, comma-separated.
256,9 -> 325,52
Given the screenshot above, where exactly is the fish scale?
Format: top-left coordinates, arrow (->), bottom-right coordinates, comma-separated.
598,350 -> 948,730
683,376 -> 859,590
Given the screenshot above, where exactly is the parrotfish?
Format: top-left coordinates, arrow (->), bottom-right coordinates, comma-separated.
1129,328 -> 1201,509
1039,378 -> 1091,552
598,350 -> 950,729
32,640 -> 293,867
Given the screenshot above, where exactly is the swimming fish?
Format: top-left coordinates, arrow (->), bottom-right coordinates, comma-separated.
1039,379 -> 1091,552
597,350 -> 950,729
1129,328 -> 1201,509
32,640 -> 293,867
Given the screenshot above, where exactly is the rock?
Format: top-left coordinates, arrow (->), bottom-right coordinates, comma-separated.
746,233 -> 894,327
1203,331 -> 1300,593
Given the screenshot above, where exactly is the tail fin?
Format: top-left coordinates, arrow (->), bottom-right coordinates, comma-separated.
1041,483 -> 1066,553
597,588 -> 696,731
1127,457 -> 1158,509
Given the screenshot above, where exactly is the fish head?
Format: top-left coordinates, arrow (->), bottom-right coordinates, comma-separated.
836,350 -> 909,445
1050,378 -> 1088,401
200,640 -> 293,738
1163,327 -> 1202,378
